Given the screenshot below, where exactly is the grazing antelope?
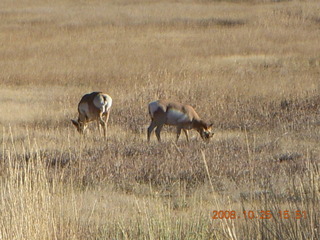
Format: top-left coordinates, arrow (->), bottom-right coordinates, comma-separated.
147,100 -> 214,142
71,92 -> 112,139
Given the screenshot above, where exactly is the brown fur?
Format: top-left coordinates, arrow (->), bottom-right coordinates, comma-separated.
78,92 -> 101,121
71,92 -> 112,139
148,100 -> 213,142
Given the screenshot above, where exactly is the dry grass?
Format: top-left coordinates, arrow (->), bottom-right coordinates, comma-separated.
0,0 -> 319,239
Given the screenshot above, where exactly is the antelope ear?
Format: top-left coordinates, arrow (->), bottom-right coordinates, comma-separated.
71,119 -> 78,127
207,123 -> 213,129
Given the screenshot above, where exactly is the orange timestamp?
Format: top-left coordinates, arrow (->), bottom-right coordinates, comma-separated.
211,210 -> 307,220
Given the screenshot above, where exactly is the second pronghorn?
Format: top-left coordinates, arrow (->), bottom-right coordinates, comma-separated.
71,92 -> 112,139
147,100 -> 214,142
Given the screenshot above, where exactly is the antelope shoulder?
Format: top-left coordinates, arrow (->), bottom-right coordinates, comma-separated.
79,102 -> 90,116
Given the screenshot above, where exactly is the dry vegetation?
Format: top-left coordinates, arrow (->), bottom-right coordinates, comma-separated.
0,0 -> 320,239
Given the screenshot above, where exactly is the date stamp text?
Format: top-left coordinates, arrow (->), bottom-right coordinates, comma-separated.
211,210 -> 307,220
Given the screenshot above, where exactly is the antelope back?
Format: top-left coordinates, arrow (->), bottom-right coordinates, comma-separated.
149,100 -> 200,126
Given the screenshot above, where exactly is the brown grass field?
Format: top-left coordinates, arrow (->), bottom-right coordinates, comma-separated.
0,0 -> 319,239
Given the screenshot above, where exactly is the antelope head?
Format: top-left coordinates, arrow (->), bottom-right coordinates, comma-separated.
71,119 -> 88,134
197,121 -> 214,141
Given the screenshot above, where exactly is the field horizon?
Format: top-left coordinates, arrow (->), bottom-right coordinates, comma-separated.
0,0 -> 319,239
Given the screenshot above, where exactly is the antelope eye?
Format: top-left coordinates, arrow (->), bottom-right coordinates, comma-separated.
204,130 -> 214,139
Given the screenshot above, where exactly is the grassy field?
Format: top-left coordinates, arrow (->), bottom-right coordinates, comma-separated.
0,0 -> 319,239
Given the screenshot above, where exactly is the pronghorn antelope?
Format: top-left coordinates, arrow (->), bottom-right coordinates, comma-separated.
147,100 -> 214,142
71,92 -> 112,139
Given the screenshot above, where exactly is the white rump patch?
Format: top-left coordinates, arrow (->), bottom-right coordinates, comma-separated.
94,94 -> 112,113
149,101 -> 161,118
